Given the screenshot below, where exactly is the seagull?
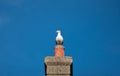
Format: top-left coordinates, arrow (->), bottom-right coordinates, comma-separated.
56,30 -> 63,45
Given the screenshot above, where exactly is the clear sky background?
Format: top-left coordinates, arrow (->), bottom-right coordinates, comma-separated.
0,0 -> 120,76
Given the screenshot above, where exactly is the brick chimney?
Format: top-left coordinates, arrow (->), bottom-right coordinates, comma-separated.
44,30 -> 73,76
54,45 -> 64,56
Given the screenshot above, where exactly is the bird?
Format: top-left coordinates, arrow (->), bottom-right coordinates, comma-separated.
56,30 -> 63,45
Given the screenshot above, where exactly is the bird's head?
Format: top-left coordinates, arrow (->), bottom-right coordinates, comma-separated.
56,30 -> 61,33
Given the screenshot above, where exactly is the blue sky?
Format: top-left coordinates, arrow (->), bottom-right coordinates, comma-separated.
0,0 -> 120,76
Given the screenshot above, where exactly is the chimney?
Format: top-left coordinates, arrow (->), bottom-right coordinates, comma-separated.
54,45 -> 64,56
44,30 -> 73,76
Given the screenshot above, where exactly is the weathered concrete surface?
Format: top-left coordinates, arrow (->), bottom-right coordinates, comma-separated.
44,56 -> 73,75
